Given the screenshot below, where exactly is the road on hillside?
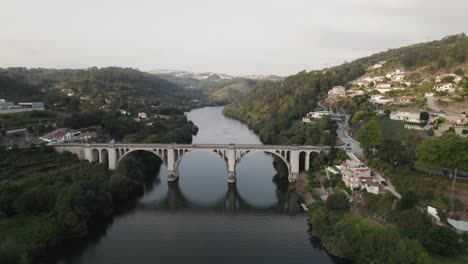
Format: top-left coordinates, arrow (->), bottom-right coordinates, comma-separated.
336,115 -> 401,199
336,115 -> 363,156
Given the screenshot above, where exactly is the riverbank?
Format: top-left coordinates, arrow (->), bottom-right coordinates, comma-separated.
295,172 -> 315,206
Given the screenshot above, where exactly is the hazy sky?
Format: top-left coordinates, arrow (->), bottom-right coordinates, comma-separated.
1,0 -> 467,76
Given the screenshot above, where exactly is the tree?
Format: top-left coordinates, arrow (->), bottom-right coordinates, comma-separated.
326,192 -> 350,211
0,238 -> 30,264
398,191 -> 418,210
420,112 -> 429,122
358,118 -> 382,157
454,68 -> 464,76
416,133 -> 468,172
13,185 -> 56,214
423,226 -> 461,256
67,97 -> 80,113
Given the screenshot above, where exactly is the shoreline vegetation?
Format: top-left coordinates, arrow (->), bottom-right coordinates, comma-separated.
0,145 -> 174,264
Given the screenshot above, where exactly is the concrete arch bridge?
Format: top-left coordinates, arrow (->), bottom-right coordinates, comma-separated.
52,143 -> 329,183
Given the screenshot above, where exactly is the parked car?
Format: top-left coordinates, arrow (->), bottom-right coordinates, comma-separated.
380,181 -> 388,187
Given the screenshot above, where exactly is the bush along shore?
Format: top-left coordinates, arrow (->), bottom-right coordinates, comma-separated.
0,145 -> 161,263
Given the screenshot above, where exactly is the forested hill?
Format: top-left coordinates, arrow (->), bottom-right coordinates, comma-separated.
224,34 -> 468,144
151,70 -> 262,103
0,67 -> 201,106
223,64 -> 365,143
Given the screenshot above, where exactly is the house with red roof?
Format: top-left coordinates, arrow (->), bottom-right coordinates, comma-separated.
340,159 -> 372,189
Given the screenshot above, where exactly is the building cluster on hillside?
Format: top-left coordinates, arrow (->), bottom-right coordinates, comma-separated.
339,159 -> 381,194
0,99 -> 45,114
40,128 -> 97,143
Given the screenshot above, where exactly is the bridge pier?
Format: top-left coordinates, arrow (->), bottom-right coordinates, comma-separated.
289,150 -> 300,182
228,172 -> 236,183
227,148 -> 236,183
108,149 -> 117,170
167,149 -> 179,181
168,171 -> 179,182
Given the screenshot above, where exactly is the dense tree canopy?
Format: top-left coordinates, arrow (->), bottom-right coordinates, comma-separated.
416,133 -> 468,172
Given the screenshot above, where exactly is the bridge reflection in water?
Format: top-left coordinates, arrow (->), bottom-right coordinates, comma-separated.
141,181 -> 299,216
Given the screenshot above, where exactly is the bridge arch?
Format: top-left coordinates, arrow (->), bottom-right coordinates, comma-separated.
174,149 -> 229,174
101,149 -> 109,164
91,148 -> 100,162
235,150 -> 291,179
116,148 -> 167,169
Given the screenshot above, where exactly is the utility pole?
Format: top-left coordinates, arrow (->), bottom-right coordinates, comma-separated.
449,168 -> 458,215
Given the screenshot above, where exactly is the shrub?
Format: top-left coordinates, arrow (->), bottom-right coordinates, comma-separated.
0,238 -> 30,264
326,192 -> 350,211
13,185 -> 56,214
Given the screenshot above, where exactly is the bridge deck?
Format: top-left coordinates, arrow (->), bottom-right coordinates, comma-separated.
51,143 -> 329,151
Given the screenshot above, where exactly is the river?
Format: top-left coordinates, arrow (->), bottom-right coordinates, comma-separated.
56,106 -> 337,264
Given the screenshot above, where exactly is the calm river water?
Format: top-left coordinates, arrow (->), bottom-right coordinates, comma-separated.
56,106 -> 337,264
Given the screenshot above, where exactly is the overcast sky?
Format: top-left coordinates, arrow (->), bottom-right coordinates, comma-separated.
1,0 -> 467,76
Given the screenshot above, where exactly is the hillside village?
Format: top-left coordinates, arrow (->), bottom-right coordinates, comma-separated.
293,47 -> 468,247
318,61 -> 468,137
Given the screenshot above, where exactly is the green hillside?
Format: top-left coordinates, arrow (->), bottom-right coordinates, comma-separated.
152,71 -> 259,103
224,34 -> 468,144
0,67 -> 202,108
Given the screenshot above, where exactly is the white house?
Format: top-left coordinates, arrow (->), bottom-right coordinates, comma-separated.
328,86 -> 346,97
393,96 -> 415,104
307,111 -> 332,119
434,83 -> 455,92
138,112 -> 148,120
340,160 -> 372,189
375,87 -> 393,94
362,179 -> 380,195
392,73 -> 405,81
427,206 -> 440,222
376,83 -> 391,89
371,95 -> 393,104
347,90 -> 364,97
390,110 -> 421,123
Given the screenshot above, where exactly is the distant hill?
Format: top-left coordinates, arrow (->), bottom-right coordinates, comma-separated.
0,67 -> 202,109
150,70 -> 283,103
224,33 -> 468,144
